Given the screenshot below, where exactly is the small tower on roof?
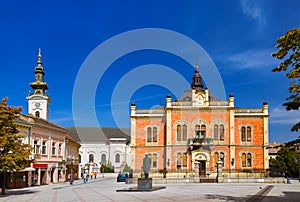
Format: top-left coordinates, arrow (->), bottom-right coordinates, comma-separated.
27,48 -> 50,120
191,57 -> 204,92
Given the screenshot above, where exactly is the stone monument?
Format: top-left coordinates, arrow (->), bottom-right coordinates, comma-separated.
138,154 -> 152,191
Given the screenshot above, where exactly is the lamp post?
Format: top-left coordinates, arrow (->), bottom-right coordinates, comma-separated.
216,160 -> 223,183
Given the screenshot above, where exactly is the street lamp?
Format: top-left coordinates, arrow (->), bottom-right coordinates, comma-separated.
216,159 -> 223,183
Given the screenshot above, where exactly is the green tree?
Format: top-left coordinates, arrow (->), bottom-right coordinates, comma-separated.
272,28 -> 300,131
0,98 -> 32,195
269,143 -> 299,178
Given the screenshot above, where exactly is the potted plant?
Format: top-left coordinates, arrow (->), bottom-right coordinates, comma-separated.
159,167 -> 168,178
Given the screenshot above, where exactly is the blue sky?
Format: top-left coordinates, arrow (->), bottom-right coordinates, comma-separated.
0,0 -> 299,143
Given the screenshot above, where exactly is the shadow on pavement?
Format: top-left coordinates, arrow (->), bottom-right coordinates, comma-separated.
0,189 -> 38,198
205,191 -> 300,202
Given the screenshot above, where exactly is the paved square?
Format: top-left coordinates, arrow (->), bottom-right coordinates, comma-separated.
0,178 -> 299,202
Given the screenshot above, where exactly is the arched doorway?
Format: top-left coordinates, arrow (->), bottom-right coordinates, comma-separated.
192,152 -> 209,177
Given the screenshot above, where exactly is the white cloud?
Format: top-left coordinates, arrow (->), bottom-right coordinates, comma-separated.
240,0 -> 266,25
228,49 -> 278,69
269,106 -> 300,125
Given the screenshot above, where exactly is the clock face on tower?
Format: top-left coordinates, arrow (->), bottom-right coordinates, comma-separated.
35,102 -> 41,108
196,96 -> 203,106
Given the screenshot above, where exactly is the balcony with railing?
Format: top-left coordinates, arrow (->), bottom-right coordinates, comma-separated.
171,101 -> 192,107
235,108 -> 264,116
187,137 -> 214,152
135,109 -> 165,116
209,101 -> 229,106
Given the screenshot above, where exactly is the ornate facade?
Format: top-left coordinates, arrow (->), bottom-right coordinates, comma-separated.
130,63 -> 269,176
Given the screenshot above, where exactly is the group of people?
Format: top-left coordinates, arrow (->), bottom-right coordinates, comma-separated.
82,171 -> 97,183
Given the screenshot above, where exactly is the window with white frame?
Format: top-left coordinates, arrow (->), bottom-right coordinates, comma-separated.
34,140 -> 40,154
52,142 -> 56,155
42,141 -> 47,154
58,143 -> 62,156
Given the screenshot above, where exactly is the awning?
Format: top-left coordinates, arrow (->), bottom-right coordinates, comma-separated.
33,163 -> 48,168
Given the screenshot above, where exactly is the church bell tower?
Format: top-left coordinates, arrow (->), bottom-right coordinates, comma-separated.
27,48 -> 50,120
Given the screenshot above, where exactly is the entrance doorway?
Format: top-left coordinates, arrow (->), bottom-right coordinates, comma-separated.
196,160 -> 206,177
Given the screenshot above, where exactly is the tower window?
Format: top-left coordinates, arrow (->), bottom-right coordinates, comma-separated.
35,111 -> 40,118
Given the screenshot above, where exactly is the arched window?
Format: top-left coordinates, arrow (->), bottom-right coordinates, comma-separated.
247,127 -> 251,142
183,153 -> 187,167
247,153 -> 252,167
200,125 -> 206,138
220,152 -> 224,167
220,125 -> 225,141
152,154 -> 157,168
153,127 -> 157,142
115,153 -> 120,163
241,127 -> 246,142
89,154 -> 94,163
214,152 -> 219,167
78,154 -> 81,163
35,111 -> 40,118
147,127 -> 152,142
177,125 -> 182,141
241,153 -> 246,167
101,154 -> 106,164
195,125 -> 200,138
147,127 -> 159,143
182,125 -> 187,141
177,153 -> 182,169
214,125 -> 218,140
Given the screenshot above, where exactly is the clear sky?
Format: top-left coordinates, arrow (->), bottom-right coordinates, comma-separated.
0,0 -> 299,143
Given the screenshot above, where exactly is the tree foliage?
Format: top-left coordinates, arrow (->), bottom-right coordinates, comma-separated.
272,28 -> 300,131
269,139 -> 300,178
0,98 -> 32,173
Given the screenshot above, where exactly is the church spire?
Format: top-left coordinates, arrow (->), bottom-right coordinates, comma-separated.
30,48 -> 49,95
27,48 -> 50,120
191,56 -> 204,91
37,48 -> 42,66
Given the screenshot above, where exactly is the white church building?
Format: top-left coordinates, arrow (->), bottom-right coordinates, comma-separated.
67,127 -> 131,175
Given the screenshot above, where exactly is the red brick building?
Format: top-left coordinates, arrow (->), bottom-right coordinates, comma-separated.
130,64 -> 269,176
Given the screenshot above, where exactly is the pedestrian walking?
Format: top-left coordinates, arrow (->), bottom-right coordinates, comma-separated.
94,171 -> 97,179
90,171 -> 94,179
83,173 -> 87,183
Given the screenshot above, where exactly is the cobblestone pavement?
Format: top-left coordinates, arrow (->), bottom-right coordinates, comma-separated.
0,178 -> 299,202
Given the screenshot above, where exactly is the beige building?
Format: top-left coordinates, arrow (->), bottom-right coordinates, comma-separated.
65,134 -> 81,181
25,49 -> 69,185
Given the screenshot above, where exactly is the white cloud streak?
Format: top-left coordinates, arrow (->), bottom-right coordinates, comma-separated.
240,0 -> 266,25
228,49 -> 278,69
269,106 -> 300,125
